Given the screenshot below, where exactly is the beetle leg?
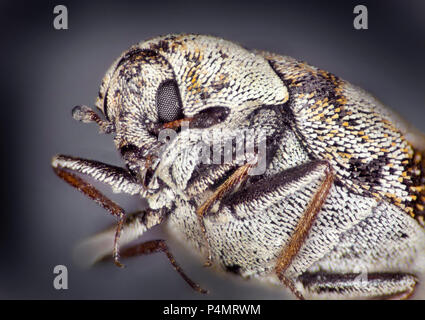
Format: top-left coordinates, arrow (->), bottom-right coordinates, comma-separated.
116,239 -> 208,294
297,272 -> 418,299
52,159 -> 138,267
275,163 -> 334,299
211,160 -> 333,298
74,210 -> 165,267
196,162 -> 254,266
52,155 -> 143,195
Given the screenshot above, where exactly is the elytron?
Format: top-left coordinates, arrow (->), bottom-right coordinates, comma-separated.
52,34 -> 425,299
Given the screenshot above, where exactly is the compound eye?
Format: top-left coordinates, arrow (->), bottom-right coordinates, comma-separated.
156,80 -> 183,123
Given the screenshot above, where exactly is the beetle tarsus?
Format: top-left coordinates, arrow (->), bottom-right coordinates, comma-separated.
119,239 -> 209,294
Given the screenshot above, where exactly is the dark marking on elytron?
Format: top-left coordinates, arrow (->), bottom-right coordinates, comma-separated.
403,149 -> 425,224
268,59 -> 350,126
268,60 -> 338,99
347,118 -> 359,127
291,71 -> 337,98
333,178 -> 344,188
268,59 -> 338,154
349,154 -> 388,185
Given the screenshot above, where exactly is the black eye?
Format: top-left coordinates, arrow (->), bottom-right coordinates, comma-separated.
156,80 -> 183,123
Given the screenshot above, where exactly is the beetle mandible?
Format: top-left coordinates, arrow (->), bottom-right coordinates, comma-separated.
52,34 -> 425,299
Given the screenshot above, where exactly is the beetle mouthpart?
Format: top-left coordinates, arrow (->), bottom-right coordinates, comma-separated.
138,154 -> 160,191
139,167 -> 155,190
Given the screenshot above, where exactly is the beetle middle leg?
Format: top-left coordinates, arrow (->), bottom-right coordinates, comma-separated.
75,209 -> 165,265
80,211 -> 207,294
117,239 -> 208,294
208,159 -> 334,299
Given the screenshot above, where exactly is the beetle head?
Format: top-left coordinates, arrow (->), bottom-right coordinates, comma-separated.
93,34 -> 289,201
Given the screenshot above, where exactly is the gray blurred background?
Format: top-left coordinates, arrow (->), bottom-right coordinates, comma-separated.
0,0 -> 424,299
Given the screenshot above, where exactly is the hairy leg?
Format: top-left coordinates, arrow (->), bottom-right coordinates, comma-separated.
52,155 -> 144,267
298,272 -> 418,299
118,239 -> 208,294
52,154 -> 143,195
74,210 -> 165,267
197,162 -> 254,266
275,162 -> 333,299
205,159 -> 334,298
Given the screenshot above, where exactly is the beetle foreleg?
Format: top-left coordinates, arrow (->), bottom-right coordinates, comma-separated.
52,155 -> 143,195
52,161 -> 131,267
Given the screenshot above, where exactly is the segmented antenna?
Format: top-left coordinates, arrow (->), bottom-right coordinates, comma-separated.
72,105 -> 115,134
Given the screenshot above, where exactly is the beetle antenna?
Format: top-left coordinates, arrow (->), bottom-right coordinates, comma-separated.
72,105 -> 115,134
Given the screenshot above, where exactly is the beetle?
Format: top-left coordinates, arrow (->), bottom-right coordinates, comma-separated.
52,34 -> 425,299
